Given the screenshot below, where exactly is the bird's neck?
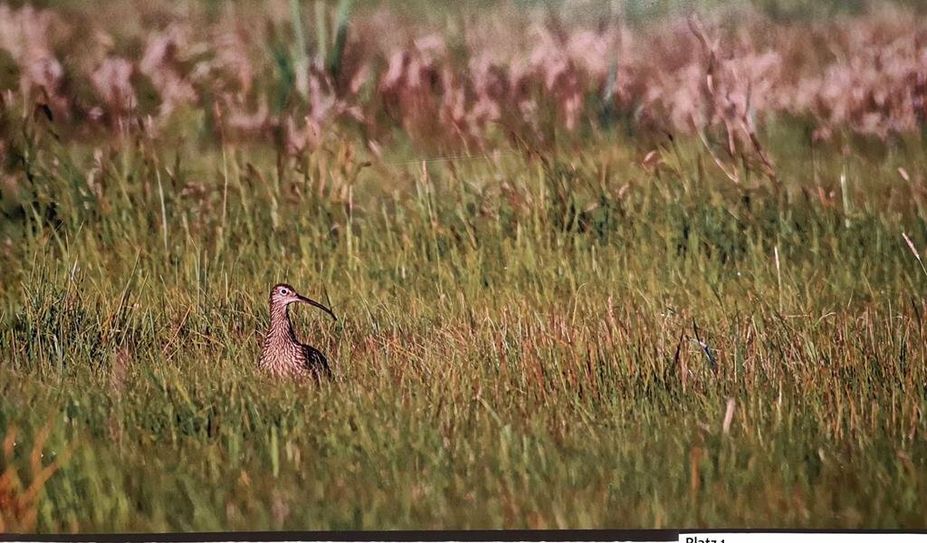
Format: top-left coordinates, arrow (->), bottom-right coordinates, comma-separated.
268,303 -> 298,342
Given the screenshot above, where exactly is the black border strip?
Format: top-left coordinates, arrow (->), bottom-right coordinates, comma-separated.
0,530 -> 672,542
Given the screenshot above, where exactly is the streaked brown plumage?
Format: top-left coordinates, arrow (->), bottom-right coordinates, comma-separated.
259,283 -> 337,381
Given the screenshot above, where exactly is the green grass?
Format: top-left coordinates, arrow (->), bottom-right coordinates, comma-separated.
1,117 -> 926,530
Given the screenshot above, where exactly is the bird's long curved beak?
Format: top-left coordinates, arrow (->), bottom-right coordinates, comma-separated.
296,294 -> 338,321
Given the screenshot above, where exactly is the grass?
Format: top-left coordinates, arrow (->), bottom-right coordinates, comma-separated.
0,110 -> 926,530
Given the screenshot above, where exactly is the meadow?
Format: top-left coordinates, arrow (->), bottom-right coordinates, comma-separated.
1,0 -> 927,532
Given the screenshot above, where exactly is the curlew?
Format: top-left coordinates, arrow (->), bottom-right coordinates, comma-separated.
259,283 -> 337,381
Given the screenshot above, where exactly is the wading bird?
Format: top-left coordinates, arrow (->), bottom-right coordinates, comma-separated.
260,283 -> 337,381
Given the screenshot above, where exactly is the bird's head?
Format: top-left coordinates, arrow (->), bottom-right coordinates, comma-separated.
270,283 -> 337,320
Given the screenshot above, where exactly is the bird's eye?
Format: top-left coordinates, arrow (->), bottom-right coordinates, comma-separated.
279,288 -> 289,295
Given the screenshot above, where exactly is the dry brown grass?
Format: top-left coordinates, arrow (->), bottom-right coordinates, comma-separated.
0,423 -> 71,532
